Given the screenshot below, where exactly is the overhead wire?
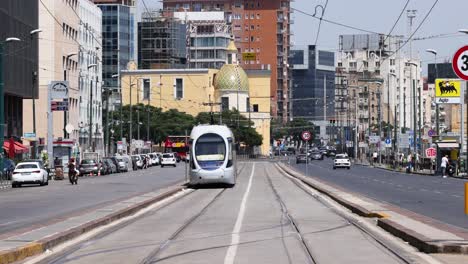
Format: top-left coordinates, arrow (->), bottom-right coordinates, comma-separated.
382,0 -> 410,44
314,0 -> 329,46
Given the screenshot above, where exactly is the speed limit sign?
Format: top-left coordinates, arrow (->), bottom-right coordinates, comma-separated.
452,46 -> 468,80
301,131 -> 311,141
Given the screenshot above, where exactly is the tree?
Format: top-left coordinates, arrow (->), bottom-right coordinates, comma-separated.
194,109 -> 263,147
271,118 -> 315,148
107,104 -> 195,145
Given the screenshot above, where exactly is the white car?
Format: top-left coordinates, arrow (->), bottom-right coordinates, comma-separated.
149,153 -> 160,166
12,162 -> 49,188
333,154 -> 351,170
131,155 -> 143,169
161,153 -> 177,167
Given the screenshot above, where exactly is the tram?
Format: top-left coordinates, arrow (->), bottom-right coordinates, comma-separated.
188,125 -> 236,187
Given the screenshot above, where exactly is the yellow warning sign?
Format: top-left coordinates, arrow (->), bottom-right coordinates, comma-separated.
435,79 -> 461,97
242,52 -> 256,61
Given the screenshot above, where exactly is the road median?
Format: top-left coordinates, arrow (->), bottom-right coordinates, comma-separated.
0,184 -> 185,264
276,162 -> 468,254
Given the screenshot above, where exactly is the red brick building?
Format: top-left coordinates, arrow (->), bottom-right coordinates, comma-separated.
162,0 -> 292,122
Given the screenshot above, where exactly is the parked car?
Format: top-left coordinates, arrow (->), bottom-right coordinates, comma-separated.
79,159 -> 99,176
148,153 -> 160,166
333,154 -> 351,170
131,155 -> 143,169
12,162 -> 49,187
107,157 -> 121,173
119,155 -> 133,171
310,151 -> 324,160
105,158 -> 118,173
296,154 -> 308,164
161,153 -> 177,167
99,160 -> 111,175
115,157 -> 128,172
3,158 -> 15,180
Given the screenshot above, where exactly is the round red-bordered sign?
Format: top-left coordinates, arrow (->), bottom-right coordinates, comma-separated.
452,45 -> 468,81
301,131 -> 311,141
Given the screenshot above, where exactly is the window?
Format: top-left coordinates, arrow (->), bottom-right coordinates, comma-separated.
251,14 -> 255,19
245,14 -> 249,19
251,36 -> 255,42
175,78 -> 183,99
142,79 -> 150,100
253,104 -> 259,112
251,25 -> 255,30
246,97 -> 250,112
257,13 -> 261,19
221,97 -> 229,111
234,25 -> 241,31
195,134 -> 226,164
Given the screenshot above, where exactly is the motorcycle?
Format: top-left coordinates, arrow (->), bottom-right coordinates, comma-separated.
68,162 -> 78,185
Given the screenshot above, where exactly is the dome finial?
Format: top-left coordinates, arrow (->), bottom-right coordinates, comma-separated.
226,40 -> 238,65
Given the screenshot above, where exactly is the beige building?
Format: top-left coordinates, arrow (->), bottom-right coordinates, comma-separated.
120,42 -> 271,155
23,0 -> 80,151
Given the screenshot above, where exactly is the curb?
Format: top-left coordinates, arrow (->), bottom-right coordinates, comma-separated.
0,185 -> 184,264
277,162 -> 468,254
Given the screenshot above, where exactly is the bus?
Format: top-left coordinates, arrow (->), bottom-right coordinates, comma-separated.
164,135 -> 189,160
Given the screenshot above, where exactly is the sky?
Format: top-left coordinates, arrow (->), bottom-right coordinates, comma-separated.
141,0 -> 468,75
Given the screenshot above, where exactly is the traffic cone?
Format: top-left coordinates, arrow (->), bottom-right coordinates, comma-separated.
98,170 -> 101,176
90,172 -> 94,177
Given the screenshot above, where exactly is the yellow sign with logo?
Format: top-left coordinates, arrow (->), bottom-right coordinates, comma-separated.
435,79 -> 461,97
242,52 -> 256,61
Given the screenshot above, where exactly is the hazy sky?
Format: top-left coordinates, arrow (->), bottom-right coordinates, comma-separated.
142,0 -> 468,74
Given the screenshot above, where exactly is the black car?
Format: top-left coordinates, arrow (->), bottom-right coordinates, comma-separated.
99,160 -> 111,175
3,159 -> 15,180
108,157 -> 121,173
296,154 -> 308,164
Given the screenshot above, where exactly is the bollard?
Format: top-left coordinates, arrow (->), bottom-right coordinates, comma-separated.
465,183 -> 468,215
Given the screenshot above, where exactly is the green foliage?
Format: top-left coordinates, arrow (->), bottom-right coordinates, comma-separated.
108,104 -> 195,144
272,118 -> 315,146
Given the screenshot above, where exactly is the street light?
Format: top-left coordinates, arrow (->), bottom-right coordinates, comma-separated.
425,49 -> 439,136
458,29 -> 468,34
408,61 -> 419,156
372,81 -> 383,164
0,37 -> 21,173
30,29 -> 41,159
87,64 -> 97,151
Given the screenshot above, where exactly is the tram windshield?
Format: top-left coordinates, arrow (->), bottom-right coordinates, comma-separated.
195,134 -> 226,162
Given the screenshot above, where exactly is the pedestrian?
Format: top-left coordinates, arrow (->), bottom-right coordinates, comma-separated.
372,151 -> 378,165
441,155 -> 449,178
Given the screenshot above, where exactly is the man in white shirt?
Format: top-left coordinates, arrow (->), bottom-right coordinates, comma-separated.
441,155 -> 449,178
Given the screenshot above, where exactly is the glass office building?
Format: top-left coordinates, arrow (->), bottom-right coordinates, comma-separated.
96,3 -> 136,103
290,45 -> 335,121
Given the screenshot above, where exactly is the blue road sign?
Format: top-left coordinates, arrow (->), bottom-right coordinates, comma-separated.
385,138 -> 391,144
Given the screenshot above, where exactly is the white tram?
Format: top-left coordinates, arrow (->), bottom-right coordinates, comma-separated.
188,125 -> 236,186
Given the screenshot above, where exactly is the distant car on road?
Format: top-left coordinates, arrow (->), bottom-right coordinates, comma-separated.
148,153 -> 160,166
79,159 -> 99,176
310,151 -> 324,160
12,162 -> 49,188
333,154 -> 351,170
296,154 -> 308,164
161,153 -> 177,167
104,158 -> 118,174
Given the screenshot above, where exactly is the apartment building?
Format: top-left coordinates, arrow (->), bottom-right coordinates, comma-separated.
162,0 -> 292,122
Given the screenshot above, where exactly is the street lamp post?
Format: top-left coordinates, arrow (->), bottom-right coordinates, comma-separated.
459,29 -> 468,174
388,72 -> 397,161
408,61 -> 419,156
64,52 -> 77,139
111,74 -> 121,141
426,49 -> 439,136
87,64 -> 97,152
30,29 -> 41,159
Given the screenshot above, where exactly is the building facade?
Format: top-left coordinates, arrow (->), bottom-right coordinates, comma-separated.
78,0 -> 104,155
93,0 -> 136,112
173,11 -> 230,69
138,11 -> 186,69
1,0 -> 39,143
336,34 -> 423,138
163,0 -> 291,122
24,0 -> 80,157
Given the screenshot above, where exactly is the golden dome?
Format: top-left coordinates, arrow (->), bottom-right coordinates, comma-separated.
214,64 -> 249,92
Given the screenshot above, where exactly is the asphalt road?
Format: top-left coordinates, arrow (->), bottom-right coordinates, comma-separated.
36,162 -> 412,264
0,164 -> 187,236
289,157 -> 468,230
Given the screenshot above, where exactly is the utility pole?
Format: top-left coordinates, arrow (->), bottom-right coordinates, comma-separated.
378,87 -> 382,165
89,77 -> 93,151
202,95 -> 221,125
105,88 -> 110,156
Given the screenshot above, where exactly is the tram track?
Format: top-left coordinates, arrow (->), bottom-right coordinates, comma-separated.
273,163 -> 418,264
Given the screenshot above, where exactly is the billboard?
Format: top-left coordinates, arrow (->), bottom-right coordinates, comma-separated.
435,79 -> 461,97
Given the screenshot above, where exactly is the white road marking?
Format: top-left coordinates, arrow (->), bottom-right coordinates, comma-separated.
224,163 -> 255,264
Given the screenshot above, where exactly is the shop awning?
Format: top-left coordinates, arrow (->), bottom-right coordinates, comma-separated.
436,142 -> 459,148
3,141 -> 29,154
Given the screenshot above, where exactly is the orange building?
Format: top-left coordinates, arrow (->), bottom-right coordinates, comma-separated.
163,0 -> 291,122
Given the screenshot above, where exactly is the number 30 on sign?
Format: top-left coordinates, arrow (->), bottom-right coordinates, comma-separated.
452,46 -> 468,81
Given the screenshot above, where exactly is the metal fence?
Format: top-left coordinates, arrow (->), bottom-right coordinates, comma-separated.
0,172 -> 11,191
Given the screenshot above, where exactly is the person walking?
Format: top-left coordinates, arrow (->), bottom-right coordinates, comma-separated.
441,155 -> 449,178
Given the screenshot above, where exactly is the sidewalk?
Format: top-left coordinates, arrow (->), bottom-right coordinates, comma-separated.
355,160 -> 468,179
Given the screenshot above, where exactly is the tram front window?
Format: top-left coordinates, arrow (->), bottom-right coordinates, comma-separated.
195,134 -> 226,169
